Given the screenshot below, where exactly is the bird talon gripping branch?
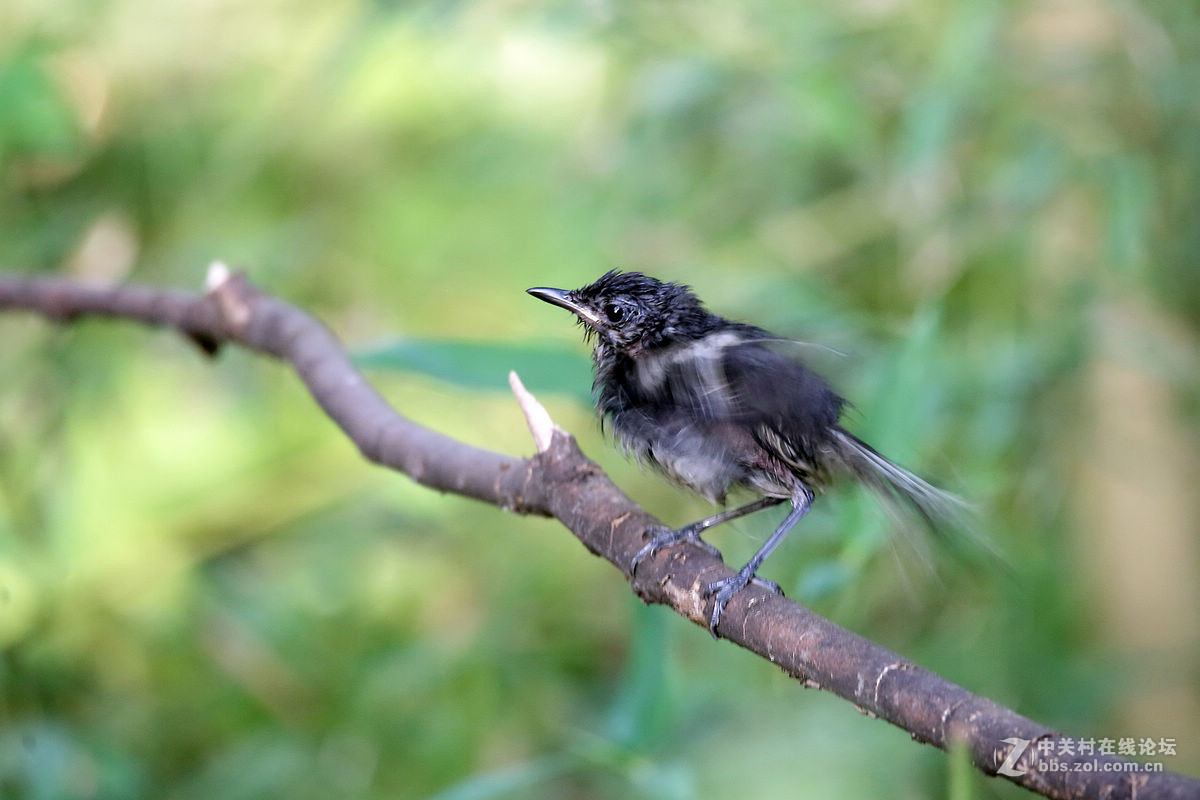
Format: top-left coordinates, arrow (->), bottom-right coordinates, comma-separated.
528,271 -> 965,633
705,574 -> 749,637
629,524 -> 723,574
703,569 -> 787,637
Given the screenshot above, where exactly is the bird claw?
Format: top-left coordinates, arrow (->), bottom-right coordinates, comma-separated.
751,576 -> 784,596
703,571 -> 785,639
630,525 -> 722,575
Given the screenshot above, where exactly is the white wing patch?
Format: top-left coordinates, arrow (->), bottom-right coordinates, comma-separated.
634,331 -> 745,418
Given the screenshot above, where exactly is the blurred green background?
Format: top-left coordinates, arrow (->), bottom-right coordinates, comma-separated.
2,0 -> 1198,797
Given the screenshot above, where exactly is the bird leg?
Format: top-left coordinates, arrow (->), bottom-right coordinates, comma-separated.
704,486 -> 814,638
629,496 -> 785,574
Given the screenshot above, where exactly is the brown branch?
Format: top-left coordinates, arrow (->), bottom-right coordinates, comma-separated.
1,267 -> 1195,800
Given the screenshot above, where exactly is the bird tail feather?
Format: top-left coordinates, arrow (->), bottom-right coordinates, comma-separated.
831,428 -> 970,538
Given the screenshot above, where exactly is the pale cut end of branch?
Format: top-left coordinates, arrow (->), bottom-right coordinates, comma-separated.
204,260 -> 252,330
509,371 -> 561,453
205,261 -> 231,292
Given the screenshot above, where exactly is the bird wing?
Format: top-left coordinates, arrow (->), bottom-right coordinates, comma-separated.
643,328 -> 847,482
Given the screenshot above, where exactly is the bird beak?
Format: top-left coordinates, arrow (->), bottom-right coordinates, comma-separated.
526,286 -> 601,325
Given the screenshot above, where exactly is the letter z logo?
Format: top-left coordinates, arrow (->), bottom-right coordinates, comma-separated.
997,737 -> 1030,777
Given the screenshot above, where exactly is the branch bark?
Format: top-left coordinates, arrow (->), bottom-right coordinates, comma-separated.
1,268 -> 1195,800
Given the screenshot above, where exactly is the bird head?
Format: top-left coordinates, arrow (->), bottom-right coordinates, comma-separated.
527,271 -> 714,356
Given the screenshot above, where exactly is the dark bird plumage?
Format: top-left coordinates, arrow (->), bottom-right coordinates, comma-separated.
527,270 -> 965,636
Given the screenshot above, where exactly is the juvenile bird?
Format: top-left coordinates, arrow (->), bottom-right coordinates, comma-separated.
527,271 -> 964,637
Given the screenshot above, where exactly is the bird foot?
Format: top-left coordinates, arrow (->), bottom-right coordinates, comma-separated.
630,525 -> 722,574
703,570 -> 784,639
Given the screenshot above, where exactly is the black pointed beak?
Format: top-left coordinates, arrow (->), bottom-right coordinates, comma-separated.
526,287 -> 600,324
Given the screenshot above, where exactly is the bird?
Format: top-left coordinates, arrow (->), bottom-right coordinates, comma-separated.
526,270 -> 966,637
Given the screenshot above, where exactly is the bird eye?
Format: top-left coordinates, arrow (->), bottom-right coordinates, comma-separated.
603,303 -> 625,323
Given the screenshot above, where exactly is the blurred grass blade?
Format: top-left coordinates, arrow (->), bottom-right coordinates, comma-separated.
354,338 -> 593,404
948,738 -> 975,800
428,755 -> 571,800
605,600 -> 670,750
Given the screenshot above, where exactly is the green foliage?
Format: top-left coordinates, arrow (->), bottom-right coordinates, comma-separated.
2,0 -> 1199,798
355,339 -> 593,403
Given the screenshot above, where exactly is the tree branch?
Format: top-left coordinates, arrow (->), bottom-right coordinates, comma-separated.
1,267 -> 1195,800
